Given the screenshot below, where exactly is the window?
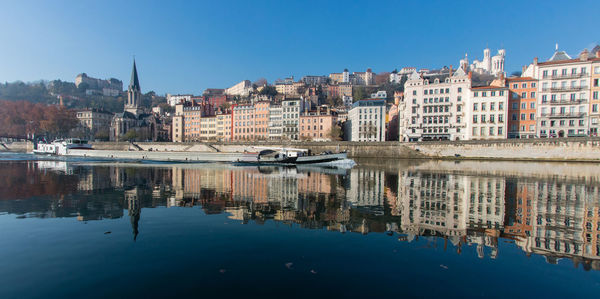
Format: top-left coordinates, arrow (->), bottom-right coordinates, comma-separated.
521,113 -> 526,120
489,127 -> 495,135
499,90 -> 504,96
593,104 -> 598,113
512,102 -> 518,110
543,70 -> 548,78
474,92 -> 479,97
413,90 -> 417,95
512,113 -> 517,121
491,103 -> 495,111
542,95 -> 547,103
521,103 -> 526,109
499,114 -> 504,123
512,84 -> 518,88
458,87 -> 462,93
498,127 -> 503,135
530,102 -> 535,109
490,114 -> 495,123
481,115 -> 486,122
499,103 -> 504,110
530,113 -> 535,120
481,103 -> 486,111
473,115 -> 478,123
491,91 -> 496,96
522,83 -> 527,88
473,103 -> 478,111
482,91 -> 487,97
531,92 -> 536,98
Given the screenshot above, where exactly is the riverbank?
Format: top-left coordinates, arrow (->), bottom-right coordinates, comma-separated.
4,138 -> 600,162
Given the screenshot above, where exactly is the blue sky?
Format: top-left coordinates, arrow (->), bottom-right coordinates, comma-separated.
0,0 -> 598,95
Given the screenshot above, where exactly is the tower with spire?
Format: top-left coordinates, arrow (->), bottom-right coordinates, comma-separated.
125,59 -> 142,116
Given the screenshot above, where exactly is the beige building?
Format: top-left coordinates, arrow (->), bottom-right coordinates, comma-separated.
299,106 -> 337,141
225,80 -> 253,97
76,108 -> 113,138
590,48 -> 600,136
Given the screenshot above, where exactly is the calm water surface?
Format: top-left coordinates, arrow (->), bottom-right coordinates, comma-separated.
1,152 -> 600,298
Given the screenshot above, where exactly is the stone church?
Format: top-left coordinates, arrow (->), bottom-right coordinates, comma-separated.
110,60 -> 154,141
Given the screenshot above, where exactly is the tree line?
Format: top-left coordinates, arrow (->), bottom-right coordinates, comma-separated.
0,100 -> 79,139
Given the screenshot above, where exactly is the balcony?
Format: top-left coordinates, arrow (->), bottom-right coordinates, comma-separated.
541,86 -> 588,92
540,112 -> 586,118
542,98 -> 588,105
543,72 -> 587,80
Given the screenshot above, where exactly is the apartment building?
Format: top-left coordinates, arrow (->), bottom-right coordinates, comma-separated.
216,113 -> 232,141
327,83 -> 353,99
232,103 -> 255,140
468,85 -> 509,140
535,49 -> 596,138
282,98 -> 302,140
254,101 -> 270,140
347,99 -> 386,142
299,106 -> 337,141
507,77 -> 538,138
225,80 -> 253,96
268,105 -> 283,140
590,53 -> 600,136
399,68 -> 471,141
75,108 -> 113,135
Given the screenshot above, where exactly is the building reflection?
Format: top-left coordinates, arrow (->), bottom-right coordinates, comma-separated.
0,159 -> 599,270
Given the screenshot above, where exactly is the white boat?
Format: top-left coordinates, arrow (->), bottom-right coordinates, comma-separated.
33,138 -> 92,156
249,147 -> 356,167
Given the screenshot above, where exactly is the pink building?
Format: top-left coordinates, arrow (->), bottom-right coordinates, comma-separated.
299,106 -> 337,141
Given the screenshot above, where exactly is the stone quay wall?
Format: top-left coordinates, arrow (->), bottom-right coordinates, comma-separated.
3,138 -> 599,162
86,137 -> 600,162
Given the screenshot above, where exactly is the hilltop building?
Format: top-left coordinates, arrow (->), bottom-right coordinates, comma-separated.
75,73 -> 123,96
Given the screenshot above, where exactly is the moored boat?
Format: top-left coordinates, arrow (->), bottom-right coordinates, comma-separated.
33,138 -> 92,156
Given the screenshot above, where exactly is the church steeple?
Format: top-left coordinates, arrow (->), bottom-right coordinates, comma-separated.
129,59 -> 140,92
125,59 -> 142,116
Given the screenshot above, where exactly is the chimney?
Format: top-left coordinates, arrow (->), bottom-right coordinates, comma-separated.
449,65 -> 453,75
533,57 -> 538,66
468,71 -> 473,80
580,49 -> 589,61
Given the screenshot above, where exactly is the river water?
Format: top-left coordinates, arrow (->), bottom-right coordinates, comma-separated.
0,152 -> 599,297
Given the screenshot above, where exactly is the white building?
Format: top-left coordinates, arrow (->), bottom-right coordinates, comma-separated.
167,94 -> 192,106
399,68 -> 471,141
468,84 -> 509,140
342,95 -> 353,107
225,80 -> 253,97
370,90 -> 387,99
534,47 -> 594,138
269,105 -> 283,140
282,98 -> 303,140
347,99 -> 386,142
460,48 -> 506,76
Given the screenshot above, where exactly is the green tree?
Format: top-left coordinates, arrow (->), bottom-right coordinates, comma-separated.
123,129 -> 139,141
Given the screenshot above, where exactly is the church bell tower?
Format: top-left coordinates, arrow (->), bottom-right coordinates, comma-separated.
125,59 -> 142,116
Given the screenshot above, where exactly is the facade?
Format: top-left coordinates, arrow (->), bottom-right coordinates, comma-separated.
225,80 -> 253,96
282,98 -> 302,140
299,106 -> 336,141
352,69 -> 376,85
536,49 -> 596,138
327,83 -> 353,99
468,85 -> 509,140
75,73 -> 123,97
507,77 -> 538,138
216,113 -> 232,141
253,101 -> 270,140
232,103 -> 255,140
399,68 -> 471,141
590,54 -> 600,136
347,99 -> 386,142
75,108 -> 113,138
166,94 -> 192,106
301,75 -> 328,85
268,105 -> 283,140
275,82 -> 305,96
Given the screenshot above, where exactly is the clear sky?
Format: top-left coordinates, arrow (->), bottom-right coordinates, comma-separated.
1,0 -> 598,95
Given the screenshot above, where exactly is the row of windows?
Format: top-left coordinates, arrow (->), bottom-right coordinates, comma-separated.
511,102 -> 536,110
473,114 -> 505,124
473,102 -> 504,111
540,120 -> 585,127
472,126 -> 504,136
511,113 -> 535,121
511,82 -> 537,89
473,90 -> 506,97
542,67 -> 587,78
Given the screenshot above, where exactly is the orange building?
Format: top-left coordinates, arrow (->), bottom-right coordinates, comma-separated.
299,106 -> 337,141
253,101 -> 270,140
507,77 -> 538,138
232,103 -> 255,140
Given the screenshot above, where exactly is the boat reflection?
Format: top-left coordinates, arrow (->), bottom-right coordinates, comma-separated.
0,159 -> 599,271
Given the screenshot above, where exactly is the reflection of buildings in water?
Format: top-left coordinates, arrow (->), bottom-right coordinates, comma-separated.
125,187 -> 141,241
397,172 -> 504,258
36,160 -> 72,174
513,181 -> 600,270
346,168 -> 385,215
